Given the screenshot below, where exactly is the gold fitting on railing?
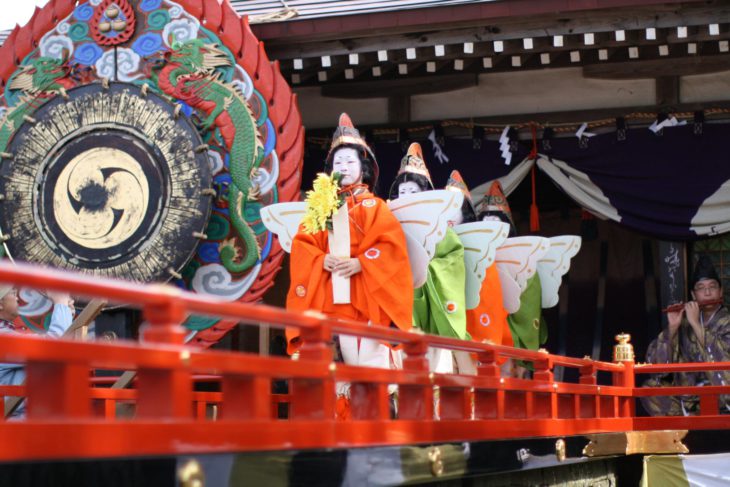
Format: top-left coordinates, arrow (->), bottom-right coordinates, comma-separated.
428,446 -> 444,477
555,438 -> 566,462
100,331 -> 118,341
179,349 -> 191,365
613,333 -> 635,362
178,458 -> 205,487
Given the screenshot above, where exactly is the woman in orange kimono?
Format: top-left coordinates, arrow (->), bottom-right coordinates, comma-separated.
472,182 -> 516,350
286,114 -> 413,369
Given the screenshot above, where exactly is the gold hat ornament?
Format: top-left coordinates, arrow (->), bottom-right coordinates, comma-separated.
328,113 -> 379,184
397,142 -> 434,187
445,170 -> 472,203
476,180 -> 514,226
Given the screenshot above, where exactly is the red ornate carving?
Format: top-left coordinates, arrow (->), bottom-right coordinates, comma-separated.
90,0 -> 136,47
0,0 -> 305,349
168,1 -> 304,348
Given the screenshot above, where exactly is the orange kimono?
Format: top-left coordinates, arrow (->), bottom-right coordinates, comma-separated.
466,264 -> 513,348
286,188 -> 413,353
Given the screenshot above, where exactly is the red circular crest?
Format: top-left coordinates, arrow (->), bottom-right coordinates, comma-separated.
91,0 -> 136,47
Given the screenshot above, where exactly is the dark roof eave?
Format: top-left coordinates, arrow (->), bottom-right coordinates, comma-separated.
251,0 -> 706,43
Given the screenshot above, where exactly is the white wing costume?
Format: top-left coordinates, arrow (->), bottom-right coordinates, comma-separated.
537,236 -> 582,308
452,221 -> 510,310
261,190 -> 462,289
494,236 -> 549,313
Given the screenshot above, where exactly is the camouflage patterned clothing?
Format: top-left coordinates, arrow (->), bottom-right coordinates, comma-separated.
641,306 -> 730,416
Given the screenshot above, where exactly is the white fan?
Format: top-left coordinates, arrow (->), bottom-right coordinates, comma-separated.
453,221 -> 510,310
537,236 -> 582,308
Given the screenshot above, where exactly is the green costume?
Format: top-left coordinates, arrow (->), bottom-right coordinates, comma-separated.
413,228 -> 469,340
507,274 -> 547,351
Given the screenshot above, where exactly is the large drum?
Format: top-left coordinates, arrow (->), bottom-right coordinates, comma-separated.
0,83 -> 212,282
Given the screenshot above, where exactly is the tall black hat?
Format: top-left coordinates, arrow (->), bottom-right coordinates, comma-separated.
691,255 -> 721,289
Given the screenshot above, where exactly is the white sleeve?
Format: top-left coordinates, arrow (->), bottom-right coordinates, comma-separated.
46,304 -> 73,337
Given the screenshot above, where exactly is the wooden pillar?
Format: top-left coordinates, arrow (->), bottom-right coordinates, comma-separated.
656,76 -> 679,106
388,96 -> 411,124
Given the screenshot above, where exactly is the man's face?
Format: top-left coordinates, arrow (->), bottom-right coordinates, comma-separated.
0,288 -> 19,321
691,278 -> 722,303
332,148 -> 362,186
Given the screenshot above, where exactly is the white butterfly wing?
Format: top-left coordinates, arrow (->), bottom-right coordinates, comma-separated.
497,267 -> 522,314
538,235 -> 582,308
259,202 -> 307,253
387,190 -> 464,260
495,236 -> 550,292
404,232 -> 430,288
453,221 -> 510,310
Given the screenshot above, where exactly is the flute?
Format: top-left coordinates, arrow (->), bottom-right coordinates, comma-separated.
661,299 -> 724,313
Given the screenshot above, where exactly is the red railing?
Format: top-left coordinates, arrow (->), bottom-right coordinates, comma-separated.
0,262 -> 727,462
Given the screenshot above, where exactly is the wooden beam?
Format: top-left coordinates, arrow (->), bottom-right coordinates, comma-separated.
261,3 -> 730,59
583,54 -> 730,79
302,99 -> 730,138
320,73 -> 477,99
252,0 -> 713,46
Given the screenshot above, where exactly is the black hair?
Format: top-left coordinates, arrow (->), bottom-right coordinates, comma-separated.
478,210 -> 517,237
324,143 -> 377,191
460,198 -> 477,224
389,172 -> 432,200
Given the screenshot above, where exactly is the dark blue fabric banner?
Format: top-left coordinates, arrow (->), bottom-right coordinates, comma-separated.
304,123 -> 730,240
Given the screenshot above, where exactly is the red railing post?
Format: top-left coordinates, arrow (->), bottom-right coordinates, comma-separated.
26,359 -> 90,419
532,349 -> 556,419
399,337 -> 433,420
579,359 -> 599,418
289,321 -> 334,420
475,348 -> 501,420
136,293 -> 192,418
222,367 -> 271,420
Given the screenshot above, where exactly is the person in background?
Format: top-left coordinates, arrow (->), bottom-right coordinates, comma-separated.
642,255 -> 730,415
390,144 -> 469,375
0,286 -> 74,418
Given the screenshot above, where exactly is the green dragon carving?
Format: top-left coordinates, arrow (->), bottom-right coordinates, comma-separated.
0,57 -> 72,155
0,57 -> 72,258
156,39 -> 264,273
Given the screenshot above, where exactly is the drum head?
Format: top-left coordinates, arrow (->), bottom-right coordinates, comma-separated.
0,82 -> 212,282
